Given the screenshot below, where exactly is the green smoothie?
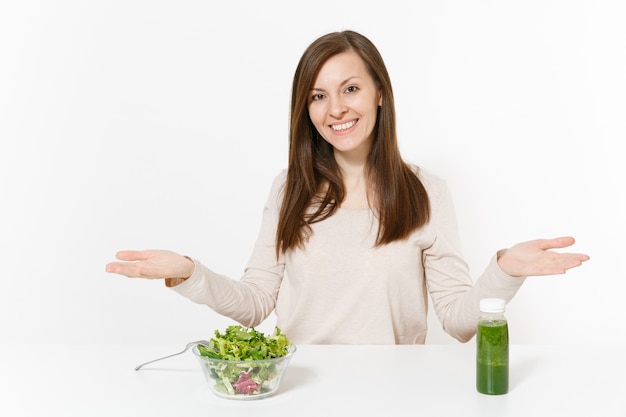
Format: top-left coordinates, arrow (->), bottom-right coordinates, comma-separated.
476,319 -> 509,395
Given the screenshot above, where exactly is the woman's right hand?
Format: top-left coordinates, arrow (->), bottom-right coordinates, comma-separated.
105,249 -> 195,280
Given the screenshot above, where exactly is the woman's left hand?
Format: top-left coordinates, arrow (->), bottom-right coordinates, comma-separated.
497,236 -> 590,277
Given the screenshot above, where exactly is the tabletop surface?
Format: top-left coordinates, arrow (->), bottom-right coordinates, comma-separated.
1,343 -> 624,416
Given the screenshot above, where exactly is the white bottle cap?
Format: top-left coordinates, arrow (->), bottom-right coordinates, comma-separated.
480,298 -> 506,313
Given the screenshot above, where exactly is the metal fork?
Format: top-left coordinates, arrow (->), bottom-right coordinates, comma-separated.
134,340 -> 210,371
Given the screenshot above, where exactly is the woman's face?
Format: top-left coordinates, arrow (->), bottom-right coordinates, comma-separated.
308,51 -> 382,159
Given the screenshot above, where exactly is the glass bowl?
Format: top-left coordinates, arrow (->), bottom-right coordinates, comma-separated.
192,345 -> 296,400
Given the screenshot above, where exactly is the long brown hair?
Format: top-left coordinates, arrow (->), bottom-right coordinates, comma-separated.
276,30 -> 430,256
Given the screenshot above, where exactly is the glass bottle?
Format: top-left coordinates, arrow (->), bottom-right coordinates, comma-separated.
476,298 -> 509,395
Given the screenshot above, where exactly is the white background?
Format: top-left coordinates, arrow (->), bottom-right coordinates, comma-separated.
1,0 -> 624,345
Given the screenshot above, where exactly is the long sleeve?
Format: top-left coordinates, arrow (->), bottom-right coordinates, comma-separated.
168,172 -> 287,327
422,172 -> 525,342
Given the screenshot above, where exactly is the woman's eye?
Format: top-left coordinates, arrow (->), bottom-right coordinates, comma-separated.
345,85 -> 359,94
311,93 -> 325,101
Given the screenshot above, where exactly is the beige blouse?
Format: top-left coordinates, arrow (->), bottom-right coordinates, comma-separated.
170,167 -> 525,344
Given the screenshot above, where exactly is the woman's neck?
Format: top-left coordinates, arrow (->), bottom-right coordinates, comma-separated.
336,158 -> 371,210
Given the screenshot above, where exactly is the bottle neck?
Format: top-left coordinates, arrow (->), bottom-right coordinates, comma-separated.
479,311 -> 506,321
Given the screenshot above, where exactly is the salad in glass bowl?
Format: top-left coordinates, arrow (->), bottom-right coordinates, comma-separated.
192,325 -> 296,400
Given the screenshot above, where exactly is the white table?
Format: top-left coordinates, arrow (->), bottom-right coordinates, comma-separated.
1,343 -> 624,416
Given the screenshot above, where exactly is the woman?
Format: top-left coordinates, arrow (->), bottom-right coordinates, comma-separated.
106,31 -> 589,344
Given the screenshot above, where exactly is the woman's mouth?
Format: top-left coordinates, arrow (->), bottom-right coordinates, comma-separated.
330,119 -> 357,132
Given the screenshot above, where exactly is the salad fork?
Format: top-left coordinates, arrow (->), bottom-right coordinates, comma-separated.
135,340 -> 210,371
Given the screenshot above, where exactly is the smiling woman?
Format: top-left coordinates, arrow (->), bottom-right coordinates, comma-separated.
307,53 -> 382,154
1,1 -> 622,351
105,29 -> 589,346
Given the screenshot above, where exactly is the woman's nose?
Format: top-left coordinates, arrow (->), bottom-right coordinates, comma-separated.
329,98 -> 348,117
